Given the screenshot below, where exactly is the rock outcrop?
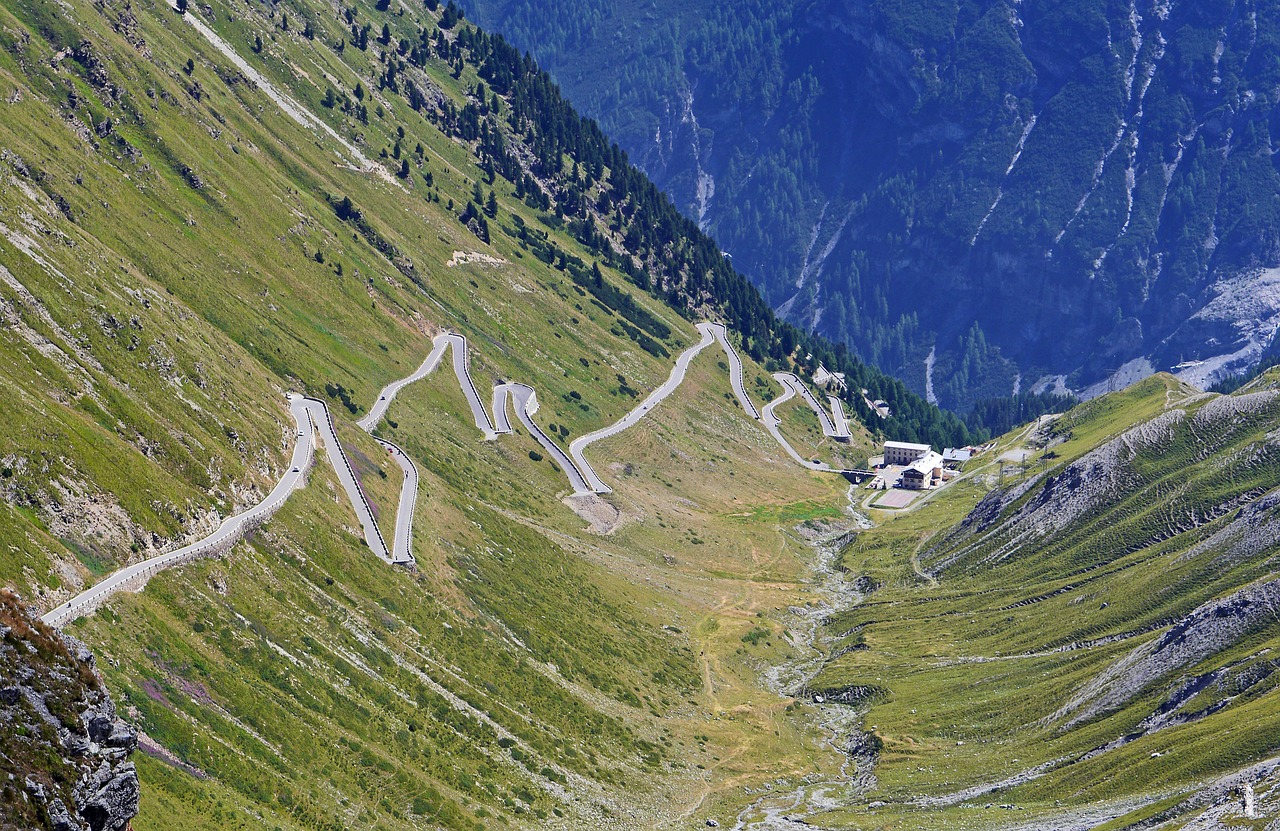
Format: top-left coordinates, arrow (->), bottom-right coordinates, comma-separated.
0,589 -> 139,831
1054,577 -> 1280,730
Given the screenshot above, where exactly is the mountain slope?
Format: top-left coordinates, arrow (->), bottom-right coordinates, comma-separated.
456,0 -> 1280,410
12,0 -> 1280,828
0,0 -> 913,826
799,370 -> 1280,827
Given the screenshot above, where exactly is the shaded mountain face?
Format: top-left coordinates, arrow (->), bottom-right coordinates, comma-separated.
456,0 -> 1280,410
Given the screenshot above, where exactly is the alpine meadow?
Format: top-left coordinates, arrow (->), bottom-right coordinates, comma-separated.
2,1 -> 1280,830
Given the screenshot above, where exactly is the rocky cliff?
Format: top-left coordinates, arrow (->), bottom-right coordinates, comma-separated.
0,590 -> 138,831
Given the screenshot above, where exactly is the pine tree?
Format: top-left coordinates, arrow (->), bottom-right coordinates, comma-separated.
440,1 -> 459,28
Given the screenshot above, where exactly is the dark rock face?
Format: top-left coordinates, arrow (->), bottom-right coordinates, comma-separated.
0,590 -> 140,831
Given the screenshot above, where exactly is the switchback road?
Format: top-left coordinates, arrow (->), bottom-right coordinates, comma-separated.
45,323 -> 868,627
43,394 -> 317,627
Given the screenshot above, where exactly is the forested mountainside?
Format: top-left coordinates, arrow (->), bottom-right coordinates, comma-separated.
457,0 -> 1280,411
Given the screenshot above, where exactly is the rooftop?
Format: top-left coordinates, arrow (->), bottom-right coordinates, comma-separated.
885,440 -> 931,451
906,451 -> 944,472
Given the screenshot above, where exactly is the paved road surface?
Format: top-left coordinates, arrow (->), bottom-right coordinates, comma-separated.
491,384 -> 515,434
42,394 -> 317,627
570,323 -> 717,492
301,397 -> 396,564
707,323 -> 760,419
761,381 -> 826,470
495,383 -> 593,494
361,333 -> 496,439
376,439 -> 419,564
828,396 -> 853,439
443,334 -> 499,439
774,372 -> 850,439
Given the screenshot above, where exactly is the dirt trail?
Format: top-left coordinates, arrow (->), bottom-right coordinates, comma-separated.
910,531 -> 938,586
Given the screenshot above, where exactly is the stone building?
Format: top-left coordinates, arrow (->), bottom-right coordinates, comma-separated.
884,440 -> 931,466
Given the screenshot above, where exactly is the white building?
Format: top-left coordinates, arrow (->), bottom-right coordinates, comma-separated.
884,441 -> 931,466
901,451 -> 944,490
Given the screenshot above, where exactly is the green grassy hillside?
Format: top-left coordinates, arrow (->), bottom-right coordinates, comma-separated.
804,371 -> 1280,828
0,0 -> 885,827
5,0 -> 1280,828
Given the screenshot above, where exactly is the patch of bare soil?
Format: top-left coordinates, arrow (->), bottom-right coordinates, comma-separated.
564,493 -> 629,534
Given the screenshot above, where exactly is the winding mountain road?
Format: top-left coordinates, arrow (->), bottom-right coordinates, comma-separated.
302,397 -> 398,564
495,383 -> 593,493
357,332 -> 503,564
570,323 -> 718,493
762,378 -> 867,475
44,322 -> 869,627
828,395 -> 852,438
708,322 -> 761,419
773,372 -> 851,440
42,394 -> 317,627
376,439 -> 419,564
360,333 -> 497,439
